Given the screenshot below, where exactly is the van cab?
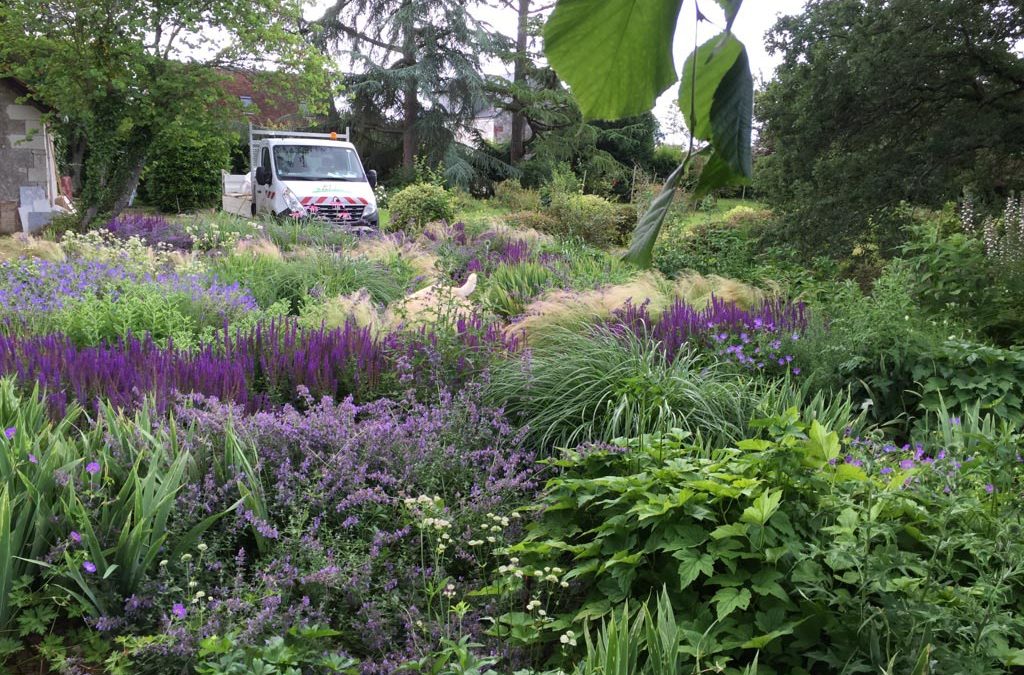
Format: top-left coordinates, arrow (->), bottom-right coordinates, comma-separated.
249,127 -> 379,229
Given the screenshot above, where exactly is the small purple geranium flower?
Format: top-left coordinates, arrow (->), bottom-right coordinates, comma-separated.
4,427 -> 14,440
172,603 -> 187,620
82,561 -> 97,574
28,454 -> 37,464
70,531 -> 82,544
899,459 -> 915,470
984,483 -> 995,494
880,467 -> 893,475
86,461 -> 101,475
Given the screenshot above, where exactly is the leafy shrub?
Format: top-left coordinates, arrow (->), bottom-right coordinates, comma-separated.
651,144 -> 685,179
904,208 -> 1024,346
486,325 -> 764,450
494,181 -> 542,211
654,220 -> 758,280
388,183 -> 456,234
49,277 -> 260,349
499,411 -> 1024,673
544,193 -> 623,248
502,210 -> 560,234
144,121 -> 233,213
913,338 -> 1024,428
789,264 -> 949,429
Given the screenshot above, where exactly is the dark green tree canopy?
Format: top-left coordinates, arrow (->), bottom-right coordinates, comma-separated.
756,0 -> 1024,251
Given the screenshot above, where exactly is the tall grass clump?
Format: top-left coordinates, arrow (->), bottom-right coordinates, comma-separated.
210,250 -> 404,313
486,325 -> 758,450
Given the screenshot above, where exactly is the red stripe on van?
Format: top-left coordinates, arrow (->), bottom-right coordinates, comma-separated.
358,197 -> 368,204
301,196 -> 312,205
316,196 -> 328,204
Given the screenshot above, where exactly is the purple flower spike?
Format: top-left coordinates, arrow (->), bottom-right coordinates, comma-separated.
82,561 -> 97,574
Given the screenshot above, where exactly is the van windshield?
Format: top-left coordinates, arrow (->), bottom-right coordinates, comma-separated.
273,145 -> 365,181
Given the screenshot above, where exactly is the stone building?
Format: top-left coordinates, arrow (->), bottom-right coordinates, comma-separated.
0,77 -> 59,232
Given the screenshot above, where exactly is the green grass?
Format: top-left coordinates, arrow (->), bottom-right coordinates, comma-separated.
669,197 -> 768,232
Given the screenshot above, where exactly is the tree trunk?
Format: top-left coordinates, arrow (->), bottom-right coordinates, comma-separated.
510,0 -> 530,164
402,75 -> 418,170
401,14 -> 418,170
80,148 -> 147,228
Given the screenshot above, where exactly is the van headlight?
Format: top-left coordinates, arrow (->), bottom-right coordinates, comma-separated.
362,202 -> 377,216
283,187 -> 306,216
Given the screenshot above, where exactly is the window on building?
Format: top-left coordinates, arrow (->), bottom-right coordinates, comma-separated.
239,95 -> 254,108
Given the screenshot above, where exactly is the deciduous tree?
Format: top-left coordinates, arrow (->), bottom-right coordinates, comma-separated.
0,0 -> 333,225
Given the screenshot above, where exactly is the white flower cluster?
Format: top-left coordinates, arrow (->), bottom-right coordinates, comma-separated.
559,630 -> 577,647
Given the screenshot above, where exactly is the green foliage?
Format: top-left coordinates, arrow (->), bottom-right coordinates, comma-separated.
502,211 -> 560,234
210,252 -> 404,314
903,209 -> 1024,346
913,339 -> 1024,428
483,263 -> 559,318
756,0 -> 1024,250
0,0 -> 332,223
494,182 -> 542,212
0,382 -> 249,628
502,410 -> 1024,673
654,221 -> 758,280
196,625 -> 359,674
790,264 -> 948,429
485,326 -> 764,450
388,183 -> 457,234
544,194 -> 629,248
143,120 -> 234,213
542,0 -> 754,268
48,282 -> 268,350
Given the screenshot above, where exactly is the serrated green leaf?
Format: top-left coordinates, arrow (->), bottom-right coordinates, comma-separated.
676,550 -> 714,589
712,586 -> 751,621
544,0 -> 685,120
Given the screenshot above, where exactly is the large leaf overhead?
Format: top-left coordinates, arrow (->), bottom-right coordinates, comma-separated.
544,0 -> 685,120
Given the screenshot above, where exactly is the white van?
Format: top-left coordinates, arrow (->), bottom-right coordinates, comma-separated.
235,126 -> 379,229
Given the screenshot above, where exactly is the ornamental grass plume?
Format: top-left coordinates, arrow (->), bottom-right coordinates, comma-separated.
233,237 -> 283,260
506,271 -> 671,341
674,273 -> 775,310
0,234 -> 65,262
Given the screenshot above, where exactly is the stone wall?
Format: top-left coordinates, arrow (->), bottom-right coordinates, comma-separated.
0,79 -> 50,203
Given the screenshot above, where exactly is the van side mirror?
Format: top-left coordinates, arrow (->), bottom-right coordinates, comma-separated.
367,169 -> 377,189
255,167 -> 270,186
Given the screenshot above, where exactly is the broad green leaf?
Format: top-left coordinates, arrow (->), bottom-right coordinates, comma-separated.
711,586 -> 751,621
680,34 -> 744,142
622,158 -> 688,267
740,489 -> 783,526
675,550 -> 714,589
544,0 -> 685,120
710,44 -> 753,177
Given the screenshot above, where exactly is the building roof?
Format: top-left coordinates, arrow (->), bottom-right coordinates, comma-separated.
0,77 -> 52,112
218,68 -> 304,126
